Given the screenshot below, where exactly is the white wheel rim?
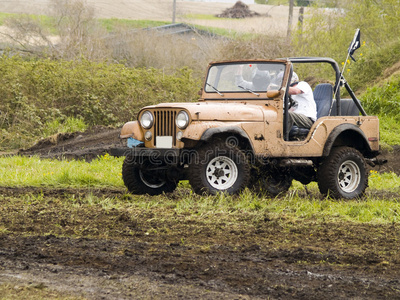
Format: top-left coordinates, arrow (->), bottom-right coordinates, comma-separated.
338,160 -> 361,193
139,170 -> 165,189
206,156 -> 238,190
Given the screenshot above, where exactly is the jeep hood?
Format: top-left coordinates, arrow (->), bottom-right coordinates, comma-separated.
143,102 -> 265,122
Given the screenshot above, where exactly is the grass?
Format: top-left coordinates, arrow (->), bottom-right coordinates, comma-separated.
0,156 -> 398,225
0,154 -> 124,188
98,18 -> 170,31
0,11 -> 233,36
0,12 -> 170,33
0,12 -> 14,25
377,115 -> 400,146
42,117 -> 88,138
184,14 -> 221,20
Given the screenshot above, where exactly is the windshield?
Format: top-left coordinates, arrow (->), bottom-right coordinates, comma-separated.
205,62 -> 285,94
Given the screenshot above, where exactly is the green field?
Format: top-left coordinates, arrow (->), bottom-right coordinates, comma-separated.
0,155 -> 399,225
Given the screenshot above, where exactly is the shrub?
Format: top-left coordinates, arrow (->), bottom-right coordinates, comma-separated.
0,55 -> 200,150
360,75 -> 400,118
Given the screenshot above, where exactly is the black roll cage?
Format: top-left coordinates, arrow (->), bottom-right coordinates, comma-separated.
283,57 -> 367,140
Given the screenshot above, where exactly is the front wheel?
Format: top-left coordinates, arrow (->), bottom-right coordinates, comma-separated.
188,142 -> 250,195
317,147 -> 368,199
122,156 -> 177,195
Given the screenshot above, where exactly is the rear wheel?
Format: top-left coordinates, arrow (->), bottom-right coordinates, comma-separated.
317,147 -> 368,199
122,156 -> 177,195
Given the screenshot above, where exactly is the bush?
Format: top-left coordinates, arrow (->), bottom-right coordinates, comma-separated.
360,75 -> 400,118
346,39 -> 400,92
42,117 -> 88,137
0,55 -> 200,150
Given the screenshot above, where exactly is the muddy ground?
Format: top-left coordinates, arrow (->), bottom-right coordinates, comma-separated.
0,127 -> 398,298
0,186 -> 400,299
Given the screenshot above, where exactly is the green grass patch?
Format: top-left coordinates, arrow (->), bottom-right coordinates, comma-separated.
360,73 -> 400,117
0,12 -> 171,33
0,12 -> 57,34
42,117 -> 88,137
0,12 -> 15,25
184,14 -> 220,20
377,115 -> 400,146
0,156 -> 399,224
0,155 -> 124,188
98,18 -> 170,31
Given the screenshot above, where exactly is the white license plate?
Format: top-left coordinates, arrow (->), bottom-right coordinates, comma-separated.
156,136 -> 173,148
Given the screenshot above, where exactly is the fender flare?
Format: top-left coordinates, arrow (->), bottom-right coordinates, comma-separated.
200,126 -> 255,152
322,123 -> 371,157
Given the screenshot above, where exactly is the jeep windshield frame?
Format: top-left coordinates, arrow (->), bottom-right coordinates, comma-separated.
204,61 -> 287,95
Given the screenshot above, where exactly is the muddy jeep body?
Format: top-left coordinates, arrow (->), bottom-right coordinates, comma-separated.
116,57 -> 382,199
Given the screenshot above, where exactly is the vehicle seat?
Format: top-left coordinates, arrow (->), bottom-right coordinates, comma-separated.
314,83 -> 333,118
289,83 -> 333,140
330,98 -> 361,116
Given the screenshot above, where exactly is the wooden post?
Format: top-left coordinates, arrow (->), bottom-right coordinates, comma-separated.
172,0 -> 176,24
287,0 -> 294,38
298,6 -> 304,39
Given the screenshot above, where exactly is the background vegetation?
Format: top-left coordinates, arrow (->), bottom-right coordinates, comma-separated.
0,57 -> 199,149
0,0 -> 399,150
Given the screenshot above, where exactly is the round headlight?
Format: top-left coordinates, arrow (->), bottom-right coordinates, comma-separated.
176,111 -> 189,129
140,111 -> 154,129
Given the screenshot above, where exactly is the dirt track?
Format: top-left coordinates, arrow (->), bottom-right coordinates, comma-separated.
0,186 -> 400,299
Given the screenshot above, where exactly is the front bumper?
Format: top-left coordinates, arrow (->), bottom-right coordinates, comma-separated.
110,146 -> 181,165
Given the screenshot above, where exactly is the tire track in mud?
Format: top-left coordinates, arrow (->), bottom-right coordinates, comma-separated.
0,187 -> 400,299
0,233 -> 399,299
0,186 -> 398,200
0,186 -> 126,199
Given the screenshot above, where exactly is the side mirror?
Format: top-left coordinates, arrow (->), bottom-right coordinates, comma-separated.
266,90 -> 281,98
198,88 -> 203,96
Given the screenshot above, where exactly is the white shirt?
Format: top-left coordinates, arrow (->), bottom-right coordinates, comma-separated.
291,81 -> 317,121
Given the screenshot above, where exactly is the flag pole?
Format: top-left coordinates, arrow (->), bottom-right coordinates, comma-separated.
331,28 -> 367,116
341,52 -> 350,79
332,29 -> 360,111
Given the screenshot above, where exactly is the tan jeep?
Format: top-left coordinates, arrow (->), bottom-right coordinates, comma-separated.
115,57 -> 384,199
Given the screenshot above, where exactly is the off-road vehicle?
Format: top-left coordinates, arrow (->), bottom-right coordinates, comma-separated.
114,57 -> 384,199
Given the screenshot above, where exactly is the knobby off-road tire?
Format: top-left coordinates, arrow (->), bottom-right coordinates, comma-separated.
251,166 -> 292,197
188,142 -> 250,195
317,146 -> 368,199
122,156 -> 177,195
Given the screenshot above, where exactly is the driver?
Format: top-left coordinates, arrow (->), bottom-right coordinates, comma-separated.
288,72 -> 317,129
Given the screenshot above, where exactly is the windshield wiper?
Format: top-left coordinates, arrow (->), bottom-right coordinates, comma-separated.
206,83 -> 224,96
238,85 -> 260,96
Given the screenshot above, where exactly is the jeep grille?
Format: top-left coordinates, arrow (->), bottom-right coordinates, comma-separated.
154,110 -> 177,146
